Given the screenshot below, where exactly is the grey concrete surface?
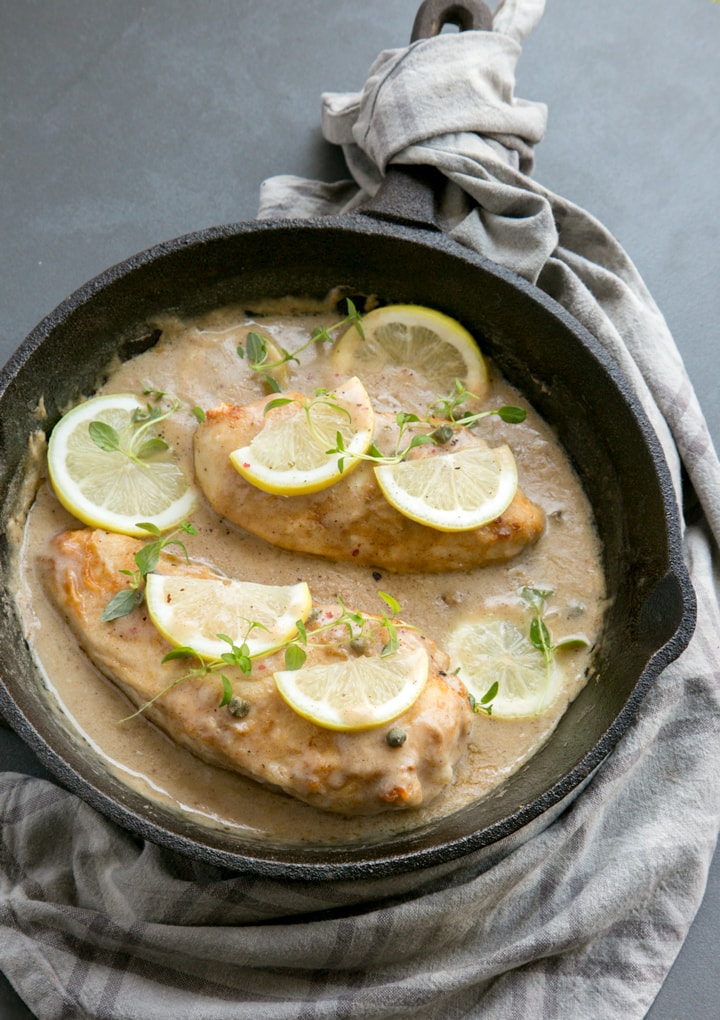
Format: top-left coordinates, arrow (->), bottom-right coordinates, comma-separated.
1,1 -> 718,1016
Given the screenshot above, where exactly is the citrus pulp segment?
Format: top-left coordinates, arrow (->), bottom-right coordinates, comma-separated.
331,304 -> 488,399
46,393 -> 195,536
229,376 -> 374,495
448,618 -> 561,719
373,443 -> 518,532
145,574 -> 312,660
273,644 -> 429,731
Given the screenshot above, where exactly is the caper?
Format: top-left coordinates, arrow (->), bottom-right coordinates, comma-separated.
430,423 -> 455,444
227,697 -> 251,718
386,727 -> 407,748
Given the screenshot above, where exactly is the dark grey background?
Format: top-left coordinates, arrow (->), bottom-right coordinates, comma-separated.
1,1 -> 718,1016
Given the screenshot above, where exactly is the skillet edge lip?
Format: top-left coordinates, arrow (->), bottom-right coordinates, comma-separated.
0,214 -> 698,880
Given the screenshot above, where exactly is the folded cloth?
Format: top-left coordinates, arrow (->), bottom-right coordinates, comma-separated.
2,2 -> 719,1017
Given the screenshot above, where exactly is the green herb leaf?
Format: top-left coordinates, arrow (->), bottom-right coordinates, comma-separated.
136,437 -> 169,459
101,588 -> 142,622
264,397 -> 293,414
162,646 -> 197,662
134,542 -> 161,576
311,325 -> 329,343
192,406 -> 206,423
467,680 -> 497,716
216,635 -> 253,674
142,383 -> 168,400
378,591 -> 401,616
529,616 -> 551,651
481,680 -> 499,704
405,434 -> 437,453
497,405 -> 526,424
218,674 -> 234,707
88,421 -> 121,453
137,522 -> 162,537
246,331 -> 268,365
284,643 -> 307,670
381,632 -> 399,657
344,299 -> 365,340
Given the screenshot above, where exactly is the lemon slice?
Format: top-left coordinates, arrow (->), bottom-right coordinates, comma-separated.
374,444 -> 517,532
274,645 -> 429,731
229,376 -> 374,495
47,393 -> 195,536
448,618 -> 561,719
145,574 -> 312,660
332,304 -> 488,398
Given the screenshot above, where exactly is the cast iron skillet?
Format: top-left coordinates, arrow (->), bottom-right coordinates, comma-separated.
0,0 -> 696,879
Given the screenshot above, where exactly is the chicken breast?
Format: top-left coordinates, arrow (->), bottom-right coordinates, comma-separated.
193,394 -> 546,573
42,528 -> 473,815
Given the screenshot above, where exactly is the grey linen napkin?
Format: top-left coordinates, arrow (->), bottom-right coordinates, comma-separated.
2,1 -> 720,1017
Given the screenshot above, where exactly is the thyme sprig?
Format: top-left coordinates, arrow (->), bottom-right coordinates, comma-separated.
326,380 -> 526,473
238,300 -> 365,392
258,381 -> 526,476
89,395 -> 181,466
119,590 -> 403,721
467,681 -> 499,717
430,378 -> 527,427
520,586 -> 590,661
332,410 -> 437,472
101,522 -> 198,622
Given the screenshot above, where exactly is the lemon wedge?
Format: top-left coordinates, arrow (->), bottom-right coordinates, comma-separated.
145,574 -> 312,660
273,644 -> 429,731
47,393 -> 195,536
448,618 -> 561,719
229,376 -> 374,495
373,443 -> 517,532
332,304 -> 488,399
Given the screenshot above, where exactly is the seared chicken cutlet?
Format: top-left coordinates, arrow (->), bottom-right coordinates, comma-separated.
193,394 -> 545,573
42,529 -> 473,815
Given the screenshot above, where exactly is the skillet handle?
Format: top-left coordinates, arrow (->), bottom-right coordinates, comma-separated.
358,0 -> 493,231
411,0 -> 493,39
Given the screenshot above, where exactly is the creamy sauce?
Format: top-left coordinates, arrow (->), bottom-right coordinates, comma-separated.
13,297 -> 606,845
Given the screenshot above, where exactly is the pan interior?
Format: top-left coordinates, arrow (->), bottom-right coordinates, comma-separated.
0,217 -> 694,877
